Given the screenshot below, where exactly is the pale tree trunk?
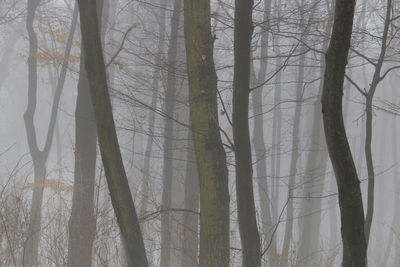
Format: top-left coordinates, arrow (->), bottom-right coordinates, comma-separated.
140,0 -> 166,214
160,1 -> 182,266
270,0 -> 282,241
180,130 -> 199,267
297,4 -> 334,265
233,0 -> 261,266
382,82 -> 400,267
250,0 -> 276,264
321,0 -> 366,265
0,30 -> 20,89
280,50 -> 305,267
77,0 -> 148,266
24,1 -> 77,265
183,0 -> 230,265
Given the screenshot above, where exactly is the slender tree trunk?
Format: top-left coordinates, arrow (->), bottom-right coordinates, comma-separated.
321,0 -> 366,265
183,0 -> 230,265
280,50 -> 305,267
363,0 -> 391,249
24,1 -> 77,265
232,0 -> 261,266
250,0 -> 276,264
77,0 -> 148,266
140,0 -> 166,214
180,130 -> 200,267
270,0 -> 282,238
297,6 -> 333,264
160,1 -> 182,266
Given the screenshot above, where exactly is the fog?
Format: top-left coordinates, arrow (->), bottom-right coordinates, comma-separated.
0,0 -> 399,266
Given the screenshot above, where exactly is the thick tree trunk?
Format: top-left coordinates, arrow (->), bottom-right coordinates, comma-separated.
76,0 -> 148,266
321,0 -> 366,266
67,2 -> 101,265
160,1 -> 182,266
183,0 -> 230,266
232,0 -> 261,266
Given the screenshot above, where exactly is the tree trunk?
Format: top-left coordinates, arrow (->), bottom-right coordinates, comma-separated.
24,1 -> 77,265
68,2 -> 102,265
140,0 -> 166,214
321,0 -> 366,266
183,0 -> 230,265
76,0 -> 148,266
160,1 -> 182,266
232,0 -> 261,266
250,0 -> 276,264
180,130 -> 200,267
363,0 -> 391,249
297,5 -> 333,264
280,50 -> 305,267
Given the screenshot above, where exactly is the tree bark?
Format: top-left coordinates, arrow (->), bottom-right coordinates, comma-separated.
160,1 -> 182,266
321,0 -> 366,266
76,0 -> 148,266
183,0 -> 230,266
232,0 -> 261,266
68,1 -> 103,266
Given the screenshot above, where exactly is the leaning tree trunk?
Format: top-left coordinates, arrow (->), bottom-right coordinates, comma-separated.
183,0 -> 230,266
232,0 -> 261,266
24,1 -> 77,265
160,1 -> 182,266
67,1 -> 103,265
76,0 -> 148,266
321,0 -> 366,266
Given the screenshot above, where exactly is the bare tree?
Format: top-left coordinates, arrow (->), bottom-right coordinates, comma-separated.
321,0 -> 366,265
76,0 -> 148,266
24,1 -> 77,265
183,0 -> 230,265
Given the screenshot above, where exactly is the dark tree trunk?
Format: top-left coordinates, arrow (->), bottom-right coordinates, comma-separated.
232,0 -> 261,266
76,0 -> 148,266
321,0 -> 366,266
183,0 -> 230,265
